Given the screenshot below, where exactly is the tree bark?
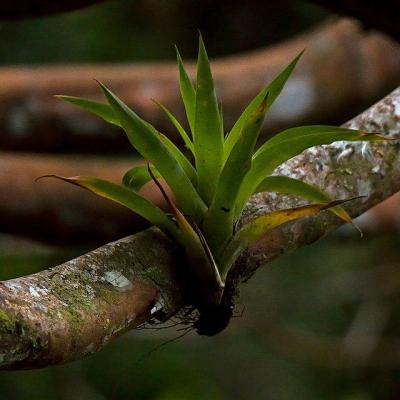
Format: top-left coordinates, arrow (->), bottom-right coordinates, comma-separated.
0,86 -> 399,370
1,19 -> 399,153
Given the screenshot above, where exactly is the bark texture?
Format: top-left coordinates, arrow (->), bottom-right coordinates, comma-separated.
1,19 -> 399,153
0,87 -> 399,370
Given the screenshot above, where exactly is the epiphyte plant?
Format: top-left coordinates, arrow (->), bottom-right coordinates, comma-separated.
44,35 -> 385,336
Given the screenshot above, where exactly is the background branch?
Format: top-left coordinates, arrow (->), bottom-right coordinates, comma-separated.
1,19 -> 399,153
1,18 -> 399,244
0,153 -> 160,244
310,0 -> 400,41
0,86 -> 399,370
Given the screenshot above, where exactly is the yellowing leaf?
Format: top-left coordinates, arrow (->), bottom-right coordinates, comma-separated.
220,199 -> 354,279
235,126 -> 385,219
147,166 -> 224,299
255,175 -> 361,234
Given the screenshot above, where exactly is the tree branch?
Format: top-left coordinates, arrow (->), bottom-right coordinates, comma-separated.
1,19 -> 399,153
1,87 -> 399,370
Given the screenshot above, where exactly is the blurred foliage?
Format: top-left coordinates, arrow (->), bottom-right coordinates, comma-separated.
0,0 -> 326,64
2,232 -> 400,399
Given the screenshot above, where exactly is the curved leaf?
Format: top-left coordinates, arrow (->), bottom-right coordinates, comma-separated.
235,126 -> 384,219
220,199 -> 351,279
153,100 -> 194,154
57,94 -> 197,187
255,175 -> 356,227
223,50 -> 304,160
157,132 -> 197,186
122,165 -> 161,192
56,95 -> 120,126
253,125 -> 378,157
39,175 -> 180,238
98,82 -> 206,222
148,166 -> 224,293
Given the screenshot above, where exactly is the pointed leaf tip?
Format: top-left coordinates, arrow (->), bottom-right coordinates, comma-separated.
152,99 -> 194,154
194,32 -> 224,205
39,174 -> 180,237
197,32 -> 209,59
197,29 -> 204,40
224,50 -> 304,160
175,44 -> 196,135
175,45 -> 183,62
55,94 -> 120,127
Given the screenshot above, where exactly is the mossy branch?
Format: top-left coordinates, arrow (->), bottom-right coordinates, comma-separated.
0,87 -> 399,370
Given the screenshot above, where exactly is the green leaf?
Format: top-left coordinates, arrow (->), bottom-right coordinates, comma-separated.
234,126 -> 384,219
122,165 -> 161,192
194,35 -> 224,205
219,101 -> 224,136
255,175 -> 356,227
40,175 -> 180,238
56,95 -> 120,126
149,166 -> 224,293
157,132 -> 197,186
173,207 -> 224,296
223,50 -> 304,160
253,125 -> 373,157
153,100 -> 194,154
58,93 -> 197,191
220,199 -> 350,279
176,46 -> 196,134
203,95 -> 269,257
98,82 -> 206,222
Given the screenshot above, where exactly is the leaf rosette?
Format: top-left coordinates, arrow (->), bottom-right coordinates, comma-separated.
44,36 -> 388,335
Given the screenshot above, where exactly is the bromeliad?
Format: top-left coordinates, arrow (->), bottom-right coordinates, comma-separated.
41,36 -> 386,335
